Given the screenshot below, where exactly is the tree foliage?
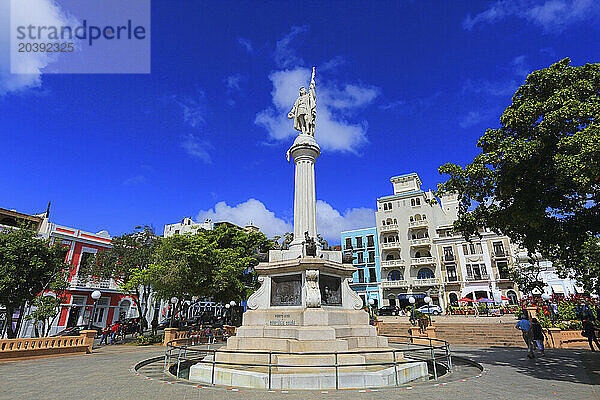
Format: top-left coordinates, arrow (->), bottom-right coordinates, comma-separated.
438,58 -> 600,291
152,224 -> 270,303
83,226 -> 159,330
0,226 -> 70,338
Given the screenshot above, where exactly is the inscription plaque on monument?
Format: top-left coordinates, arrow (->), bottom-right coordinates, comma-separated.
319,274 -> 342,306
271,274 -> 302,306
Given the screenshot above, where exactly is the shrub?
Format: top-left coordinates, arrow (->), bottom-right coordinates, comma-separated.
136,334 -> 164,346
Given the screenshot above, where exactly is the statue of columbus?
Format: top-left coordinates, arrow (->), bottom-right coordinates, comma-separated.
287,67 -> 316,136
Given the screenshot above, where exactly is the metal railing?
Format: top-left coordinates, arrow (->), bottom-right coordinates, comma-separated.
164,335 -> 452,390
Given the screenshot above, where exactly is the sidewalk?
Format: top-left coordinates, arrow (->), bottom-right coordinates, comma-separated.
0,344 -> 598,400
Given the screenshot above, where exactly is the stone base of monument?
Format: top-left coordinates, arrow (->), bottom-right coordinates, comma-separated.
187,308 -> 429,389
189,361 -> 428,390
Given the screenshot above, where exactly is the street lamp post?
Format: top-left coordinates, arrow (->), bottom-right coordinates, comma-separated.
368,298 -> 375,324
169,297 -> 178,328
225,303 -> 231,325
424,295 -> 432,325
229,301 -> 236,326
409,296 -> 416,326
88,290 -> 101,329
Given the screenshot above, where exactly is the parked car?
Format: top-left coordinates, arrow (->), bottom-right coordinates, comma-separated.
377,305 -> 400,316
416,304 -> 442,315
51,324 -> 103,337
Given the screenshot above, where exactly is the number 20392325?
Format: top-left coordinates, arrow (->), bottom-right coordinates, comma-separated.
18,42 -> 74,52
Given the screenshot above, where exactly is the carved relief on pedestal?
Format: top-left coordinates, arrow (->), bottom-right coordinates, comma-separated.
342,277 -> 364,309
247,276 -> 267,310
305,269 -> 321,308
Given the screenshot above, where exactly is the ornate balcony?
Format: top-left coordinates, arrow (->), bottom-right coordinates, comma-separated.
381,242 -> 401,250
412,277 -> 440,286
381,259 -> 406,268
410,256 -> 436,266
465,274 -> 490,282
381,279 -> 408,288
409,238 -> 431,247
409,220 -> 428,229
380,224 -> 398,233
69,276 -> 120,291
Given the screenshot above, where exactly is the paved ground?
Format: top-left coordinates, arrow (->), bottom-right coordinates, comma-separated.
1,344 -> 599,400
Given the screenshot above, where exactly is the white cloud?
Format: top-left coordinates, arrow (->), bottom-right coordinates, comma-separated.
196,198 -> 374,242
511,55 -> 530,77
225,74 -> 244,91
0,0 -> 75,95
255,67 -> 377,153
316,200 -> 375,241
459,111 -> 486,128
463,0 -> 599,32
176,93 -> 206,128
462,79 -> 519,97
274,25 -> 309,68
181,133 -> 212,163
237,37 -> 253,54
198,199 -> 291,238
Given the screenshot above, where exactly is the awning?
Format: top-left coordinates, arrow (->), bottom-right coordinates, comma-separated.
551,285 -> 565,294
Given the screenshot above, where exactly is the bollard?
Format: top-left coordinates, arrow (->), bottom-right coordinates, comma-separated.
268,352 -> 272,390
392,350 -> 399,386
334,352 -> 339,390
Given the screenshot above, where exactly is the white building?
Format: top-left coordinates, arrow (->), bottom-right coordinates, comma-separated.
375,173 -> 521,310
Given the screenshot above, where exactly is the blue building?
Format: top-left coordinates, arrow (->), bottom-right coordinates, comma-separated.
340,227 -> 381,308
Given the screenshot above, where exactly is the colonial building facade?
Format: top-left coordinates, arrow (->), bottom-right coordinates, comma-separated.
375,173 -> 521,310
340,227 -> 381,307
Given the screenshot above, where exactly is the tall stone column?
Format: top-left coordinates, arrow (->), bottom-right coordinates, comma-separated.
288,134 -> 320,251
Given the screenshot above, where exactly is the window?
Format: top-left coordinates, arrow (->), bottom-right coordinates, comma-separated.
410,216 -> 414,222
357,269 -> 365,283
449,292 -> 459,306
368,251 -> 375,263
356,252 -> 364,263
493,241 -> 505,256
443,246 -> 454,261
345,238 -> 352,249
369,267 -> 377,283
466,264 -> 488,280
175,229 -> 180,234
497,261 -> 509,279
446,265 -> 458,281
356,236 -> 363,248
79,251 -> 94,268
462,244 -> 468,254
411,199 -> 415,207
383,202 -> 393,211
388,270 -> 402,281
469,243 -> 476,254
507,290 -> 518,305
463,242 -> 482,255
367,235 -> 375,247
422,214 -> 426,220
417,268 -> 434,279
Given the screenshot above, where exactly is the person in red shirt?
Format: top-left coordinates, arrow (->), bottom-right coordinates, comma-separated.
110,322 -> 120,345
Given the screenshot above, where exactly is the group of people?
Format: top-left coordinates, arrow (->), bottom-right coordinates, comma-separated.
99,321 -> 123,345
516,314 -> 600,358
515,316 -> 547,358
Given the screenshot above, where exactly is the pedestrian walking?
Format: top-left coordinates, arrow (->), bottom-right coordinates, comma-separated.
516,315 -> 535,358
582,317 -> 600,351
110,321 -> 120,345
530,318 -> 547,356
99,323 -> 111,346
151,317 -> 158,336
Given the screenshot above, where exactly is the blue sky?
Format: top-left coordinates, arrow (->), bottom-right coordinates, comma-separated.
1,0 -> 598,242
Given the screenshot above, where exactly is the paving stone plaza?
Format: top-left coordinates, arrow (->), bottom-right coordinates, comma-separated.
1,343 -> 599,400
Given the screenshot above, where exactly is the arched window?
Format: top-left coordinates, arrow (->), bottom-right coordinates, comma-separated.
449,292 -> 458,305
388,270 -> 403,281
507,290 -> 518,305
417,268 -> 434,279
410,216 -> 414,222
119,300 -> 131,321
415,214 -> 421,221
393,218 -> 397,224
415,251 -> 422,258
386,218 -> 393,225
386,253 -> 397,261
422,214 -> 426,220
411,199 -> 415,207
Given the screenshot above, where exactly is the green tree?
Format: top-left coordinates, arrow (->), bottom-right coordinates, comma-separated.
82,226 -> 159,332
152,224 -> 271,304
438,58 -> 600,291
0,226 -> 70,338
